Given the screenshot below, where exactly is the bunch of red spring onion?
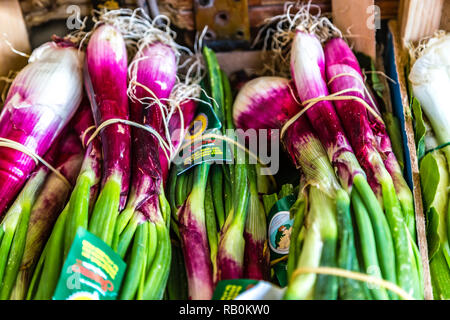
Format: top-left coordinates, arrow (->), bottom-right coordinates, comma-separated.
167,45 -> 273,300
0,41 -> 84,299
0,8 -> 203,300
233,3 -> 423,299
0,4 -> 427,301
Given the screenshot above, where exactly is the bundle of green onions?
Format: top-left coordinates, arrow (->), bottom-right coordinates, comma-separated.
0,40 -> 84,300
0,4 -> 432,301
168,45 -> 273,300
408,31 -> 450,300
0,8 -> 203,300
232,2 -> 423,299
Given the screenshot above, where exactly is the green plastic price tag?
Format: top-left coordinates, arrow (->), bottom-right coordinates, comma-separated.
52,227 -> 126,300
174,101 -> 232,175
212,279 -> 260,300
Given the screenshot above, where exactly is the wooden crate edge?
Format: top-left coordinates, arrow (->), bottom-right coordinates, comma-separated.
388,19 -> 433,300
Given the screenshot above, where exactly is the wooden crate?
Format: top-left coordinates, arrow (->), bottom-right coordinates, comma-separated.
387,0 -> 449,300
207,0 -> 447,300
159,0 -> 401,31
19,0 -> 136,27
10,0 -> 448,300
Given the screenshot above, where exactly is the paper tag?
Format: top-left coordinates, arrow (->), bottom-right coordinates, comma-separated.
234,281 -> 286,300
212,279 -> 260,300
174,101 -> 232,175
52,227 -> 126,300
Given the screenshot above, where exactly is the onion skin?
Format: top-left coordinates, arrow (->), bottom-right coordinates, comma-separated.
160,99 -> 197,184
290,31 -> 364,191
85,24 -> 130,209
11,132 -> 83,300
233,77 -> 297,282
126,42 -> 177,214
0,42 -> 83,216
71,97 -> 96,146
216,256 -> 242,280
216,223 -> 246,281
243,233 -> 269,280
323,37 -> 383,196
176,164 -> 214,300
177,195 -> 214,300
321,38 -> 363,78
69,99 -> 103,210
233,76 -> 299,134
130,43 -> 177,122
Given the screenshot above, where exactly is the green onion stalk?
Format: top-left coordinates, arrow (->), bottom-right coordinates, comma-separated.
81,10 -> 181,252
27,104 -> 102,300
165,240 -> 189,300
84,24 -> 131,246
177,163 -> 214,299
0,168 -> 49,298
117,47 -> 201,299
361,55 -> 414,241
0,132 -> 83,300
243,164 -> 271,280
289,30 -> 399,299
215,150 -> 250,280
286,115 -> 373,300
224,67 -> 272,281
8,132 -> 83,300
175,44 -> 257,297
112,38 -> 178,301
233,77 -> 389,299
82,10 -> 199,300
175,46 -> 224,299
323,37 -> 422,299
250,3 -> 422,299
361,50 -> 406,173
166,85 -> 215,299
233,76 -> 369,299
204,47 -> 254,282
117,98 -> 197,300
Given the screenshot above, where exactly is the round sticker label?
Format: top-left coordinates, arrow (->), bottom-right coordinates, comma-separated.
268,211 -> 294,255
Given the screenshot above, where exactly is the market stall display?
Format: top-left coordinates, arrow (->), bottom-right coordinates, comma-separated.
0,0 -> 447,301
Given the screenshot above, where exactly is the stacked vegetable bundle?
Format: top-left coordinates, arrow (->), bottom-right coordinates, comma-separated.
0,42 -> 84,299
408,31 -> 450,300
166,46 -> 273,300
233,3 -> 423,300
0,4 -> 429,301
0,9 -> 203,300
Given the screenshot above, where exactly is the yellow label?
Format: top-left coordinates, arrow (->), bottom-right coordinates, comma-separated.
82,240 -> 119,280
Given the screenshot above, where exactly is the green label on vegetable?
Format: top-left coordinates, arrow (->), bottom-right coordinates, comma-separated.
212,279 -> 260,300
174,101 -> 232,175
268,195 -> 296,260
267,195 -> 296,287
52,227 -> 126,300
